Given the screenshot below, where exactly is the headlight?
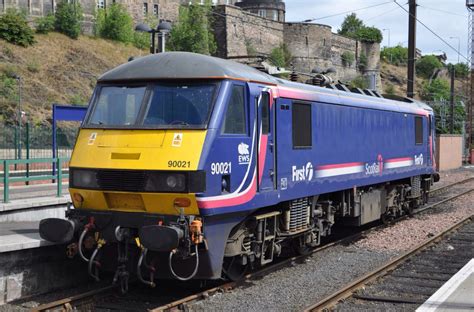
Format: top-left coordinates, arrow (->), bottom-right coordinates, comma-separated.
71,169 -> 98,188
146,173 -> 186,192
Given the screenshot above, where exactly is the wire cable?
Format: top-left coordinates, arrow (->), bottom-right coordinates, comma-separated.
418,5 -> 467,18
300,1 -> 394,23
393,0 -> 469,63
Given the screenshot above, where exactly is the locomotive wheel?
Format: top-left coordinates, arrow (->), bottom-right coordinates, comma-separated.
292,236 -> 314,256
222,256 -> 249,281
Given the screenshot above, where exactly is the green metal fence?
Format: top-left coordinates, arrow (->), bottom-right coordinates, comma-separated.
1,158 -> 70,203
0,123 -> 78,160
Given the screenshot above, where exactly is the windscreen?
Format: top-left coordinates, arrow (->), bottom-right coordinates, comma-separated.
86,82 -> 217,128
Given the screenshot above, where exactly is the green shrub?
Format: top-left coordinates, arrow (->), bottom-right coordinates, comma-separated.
420,78 -> 450,102
169,0 -> 216,55
416,55 -> 443,79
270,43 -> 292,68
0,9 -> 36,47
384,83 -> 395,95
341,51 -> 355,67
36,14 -> 55,34
358,53 -> 368,72
27,61 -> 40,73
95,4 -> 133,43
381,45 -> 408,66
447,62 -> 470,79
350,76 -> 369,89
356,26 -> 382,43
338,14 -> 383,43
55,0 -> 83,39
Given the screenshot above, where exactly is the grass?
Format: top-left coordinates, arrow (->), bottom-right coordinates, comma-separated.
0,32 -> 146,126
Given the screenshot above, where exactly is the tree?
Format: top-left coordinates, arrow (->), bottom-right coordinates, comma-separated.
36,14 -> 56,34
420,79 -> 465,134
381,45 -> 408,66
447,62 -> 469,79
0,9 -> 36,46
356,26 -> 382,43
54,0 -> 83,39
338,13 -> 363,39
168,0 -> 216,55
416,55 -> 443,79
95,4 -> 133,43
270,43 -> 293,68
338,13 -> 383,43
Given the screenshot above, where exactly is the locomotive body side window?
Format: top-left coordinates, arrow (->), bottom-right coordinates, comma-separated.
292,102 -> 312,148
222,85 -> 246,134
261,92 -> 270,134
415,116 -> 423,145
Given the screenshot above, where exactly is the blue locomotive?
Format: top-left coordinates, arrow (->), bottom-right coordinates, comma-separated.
39,52 -> 439,289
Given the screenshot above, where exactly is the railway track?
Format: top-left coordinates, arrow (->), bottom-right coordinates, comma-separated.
304,215 -> 474,311
33,178 -> 474,312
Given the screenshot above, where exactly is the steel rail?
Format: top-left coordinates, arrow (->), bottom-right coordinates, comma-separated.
428,176 -> 474,196
33,180 -> 474,312
303,214 -> 474,312
32,285 -> 116,312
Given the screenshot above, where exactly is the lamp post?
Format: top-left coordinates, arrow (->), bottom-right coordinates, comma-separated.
12,74 -> 22,159
449,36 -> 461,63
135,21 -> 172,54
157,21 -> 172,53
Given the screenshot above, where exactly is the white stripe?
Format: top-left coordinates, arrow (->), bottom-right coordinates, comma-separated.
316,165 -> 365,178
384,160 -> 413,169
417,258 -> 474,312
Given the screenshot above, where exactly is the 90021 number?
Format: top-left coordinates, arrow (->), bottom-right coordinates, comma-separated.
211,162 -> 232,175
168,160 -> 191,168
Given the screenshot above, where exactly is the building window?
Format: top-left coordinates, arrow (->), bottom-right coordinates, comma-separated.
143,3 -> 148,15
97,0 -> 105,9
258,10 -> 266,18
292,102 -> 312,148
153,4 -> 158,16
415,116 -> 423,145
271,10 -> 278,21
222,85 -> 246,135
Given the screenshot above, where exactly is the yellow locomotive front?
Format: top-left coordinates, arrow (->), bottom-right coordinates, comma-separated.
69,83 -> 214,216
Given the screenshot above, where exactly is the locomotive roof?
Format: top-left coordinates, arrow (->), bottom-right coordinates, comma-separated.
98,52 -> 432,115
98,52 -> 279,85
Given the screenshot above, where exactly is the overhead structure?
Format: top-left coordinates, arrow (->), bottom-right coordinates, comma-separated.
467,0 -> 474,162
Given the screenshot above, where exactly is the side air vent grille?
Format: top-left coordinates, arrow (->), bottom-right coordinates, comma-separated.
283,197 -> 311,233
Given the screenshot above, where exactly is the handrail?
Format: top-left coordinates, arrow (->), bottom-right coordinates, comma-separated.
1,158 -> 70,203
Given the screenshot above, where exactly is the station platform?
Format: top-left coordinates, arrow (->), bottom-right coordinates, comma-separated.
417,259 -> 474,312
0,221 -> 57,253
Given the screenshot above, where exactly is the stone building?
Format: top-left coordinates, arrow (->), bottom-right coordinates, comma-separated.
1,0 -> 380,86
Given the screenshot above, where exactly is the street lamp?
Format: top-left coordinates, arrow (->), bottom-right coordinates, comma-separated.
157,21 -> 172,53
449,36 -> 461,63
12,74 -> 22,159
135,21 -> 172,54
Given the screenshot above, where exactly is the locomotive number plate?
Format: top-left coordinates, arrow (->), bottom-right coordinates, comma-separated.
104,193 -> 145,211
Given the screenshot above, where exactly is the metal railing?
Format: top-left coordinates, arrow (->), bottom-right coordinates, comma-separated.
1,158 -> 70,203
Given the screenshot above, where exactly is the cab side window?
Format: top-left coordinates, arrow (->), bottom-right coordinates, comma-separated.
222,85 -> 246,134
415,116 -> 423,145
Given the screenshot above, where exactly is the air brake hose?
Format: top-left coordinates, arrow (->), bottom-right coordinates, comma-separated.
168,245 -> 199,281
88,245 -> 102,282
137,248 -> 156,287
78,227 -> 90,262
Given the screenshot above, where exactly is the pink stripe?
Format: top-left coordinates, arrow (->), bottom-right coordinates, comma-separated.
385,157 -> 412,163
258,135 -> 268,183
317,162 -> 364,170
198,176 -> 257,209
